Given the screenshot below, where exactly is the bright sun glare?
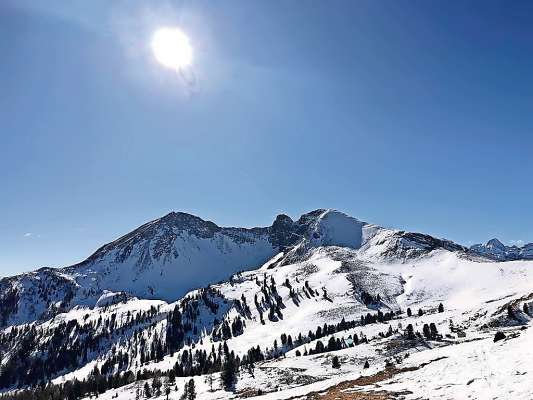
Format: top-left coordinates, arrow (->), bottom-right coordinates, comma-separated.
151,27 -> 193,70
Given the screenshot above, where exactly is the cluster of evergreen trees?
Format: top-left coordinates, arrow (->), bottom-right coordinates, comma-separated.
406,303 -> 444,318
404,322 -> 440,340
360,290 -> 382,306
360,309 -> 395,325
0,287 -> 225,390
0,368 -> 137,400
0,309 -> 154,389
272,309 -> 397,358
0,343 -> 240,400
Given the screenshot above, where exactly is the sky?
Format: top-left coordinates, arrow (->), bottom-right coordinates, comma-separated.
1,0 -> 533,276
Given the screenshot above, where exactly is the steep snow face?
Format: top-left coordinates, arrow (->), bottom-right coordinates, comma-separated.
273,209 -> 465,268
358,225 -> 466,261
470,238 -> 533,261
306,210 -> 365,248
69,225 -> 276,301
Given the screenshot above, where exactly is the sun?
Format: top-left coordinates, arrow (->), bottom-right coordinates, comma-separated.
151,27 -> 193,70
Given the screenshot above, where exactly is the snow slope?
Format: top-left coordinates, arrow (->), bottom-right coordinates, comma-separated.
1,209 -> 532,400
39,248 -> 531,400
0,209 -> 464,327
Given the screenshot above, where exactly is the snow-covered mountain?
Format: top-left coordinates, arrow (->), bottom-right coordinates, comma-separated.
470,238 -> 533,261
0,209 -> 466,327
1,209 -> 532,400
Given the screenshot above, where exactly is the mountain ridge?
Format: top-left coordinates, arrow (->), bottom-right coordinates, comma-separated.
0,208 -> 528,329
470,238 -> 533,261
1,209 -> 533,400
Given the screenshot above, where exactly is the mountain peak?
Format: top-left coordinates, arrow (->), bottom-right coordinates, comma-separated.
486,238 -> 505,249
158,211 -> 219,236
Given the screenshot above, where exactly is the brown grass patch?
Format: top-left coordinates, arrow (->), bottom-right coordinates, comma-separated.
282,357 -> 447,400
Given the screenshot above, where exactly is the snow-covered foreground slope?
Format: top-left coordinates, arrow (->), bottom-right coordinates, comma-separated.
1,209 -> 532,400
2,246 -> 533,400
379,325 -> 533,399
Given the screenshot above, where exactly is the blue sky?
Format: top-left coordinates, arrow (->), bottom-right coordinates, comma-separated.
1,0 -> 533,276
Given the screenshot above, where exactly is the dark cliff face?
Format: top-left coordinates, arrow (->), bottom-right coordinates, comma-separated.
269,214 -> 298,250
401,232 -> 466,253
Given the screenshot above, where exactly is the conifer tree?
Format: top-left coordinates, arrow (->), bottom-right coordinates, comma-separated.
423,324 -> 431,339
494,331 -> 506,342
186,379 -> 196,400
405,324 -> 416,340
144,382 -> 152,398
221,353 -> 237,391
429,323 -> 438,339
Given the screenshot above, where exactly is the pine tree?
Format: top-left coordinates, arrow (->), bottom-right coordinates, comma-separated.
332,356 -> 340,369
154,375 -> 163,397
246,360 -> 255,377
418,308 -> 424,317
363,360 -> 369,369
494,331 -> 506,342
438,303 -> 444,313
407,308 -> 412,317
164,380 -> 171,400
405,324 -> 416,340
221,353 -> 237,391
422,324 -> 431,339
429,323 -> 438,339
168,370 -> 176,383
186,379 -> 196,400
144,382 -> 152,398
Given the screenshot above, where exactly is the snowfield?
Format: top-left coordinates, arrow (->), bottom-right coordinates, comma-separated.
1,209 -> 532,400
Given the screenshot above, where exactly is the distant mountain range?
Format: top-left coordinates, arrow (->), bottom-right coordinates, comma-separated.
469,238 -> 533,261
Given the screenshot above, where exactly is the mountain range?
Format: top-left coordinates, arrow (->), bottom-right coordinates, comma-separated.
1,209 -> 532,400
